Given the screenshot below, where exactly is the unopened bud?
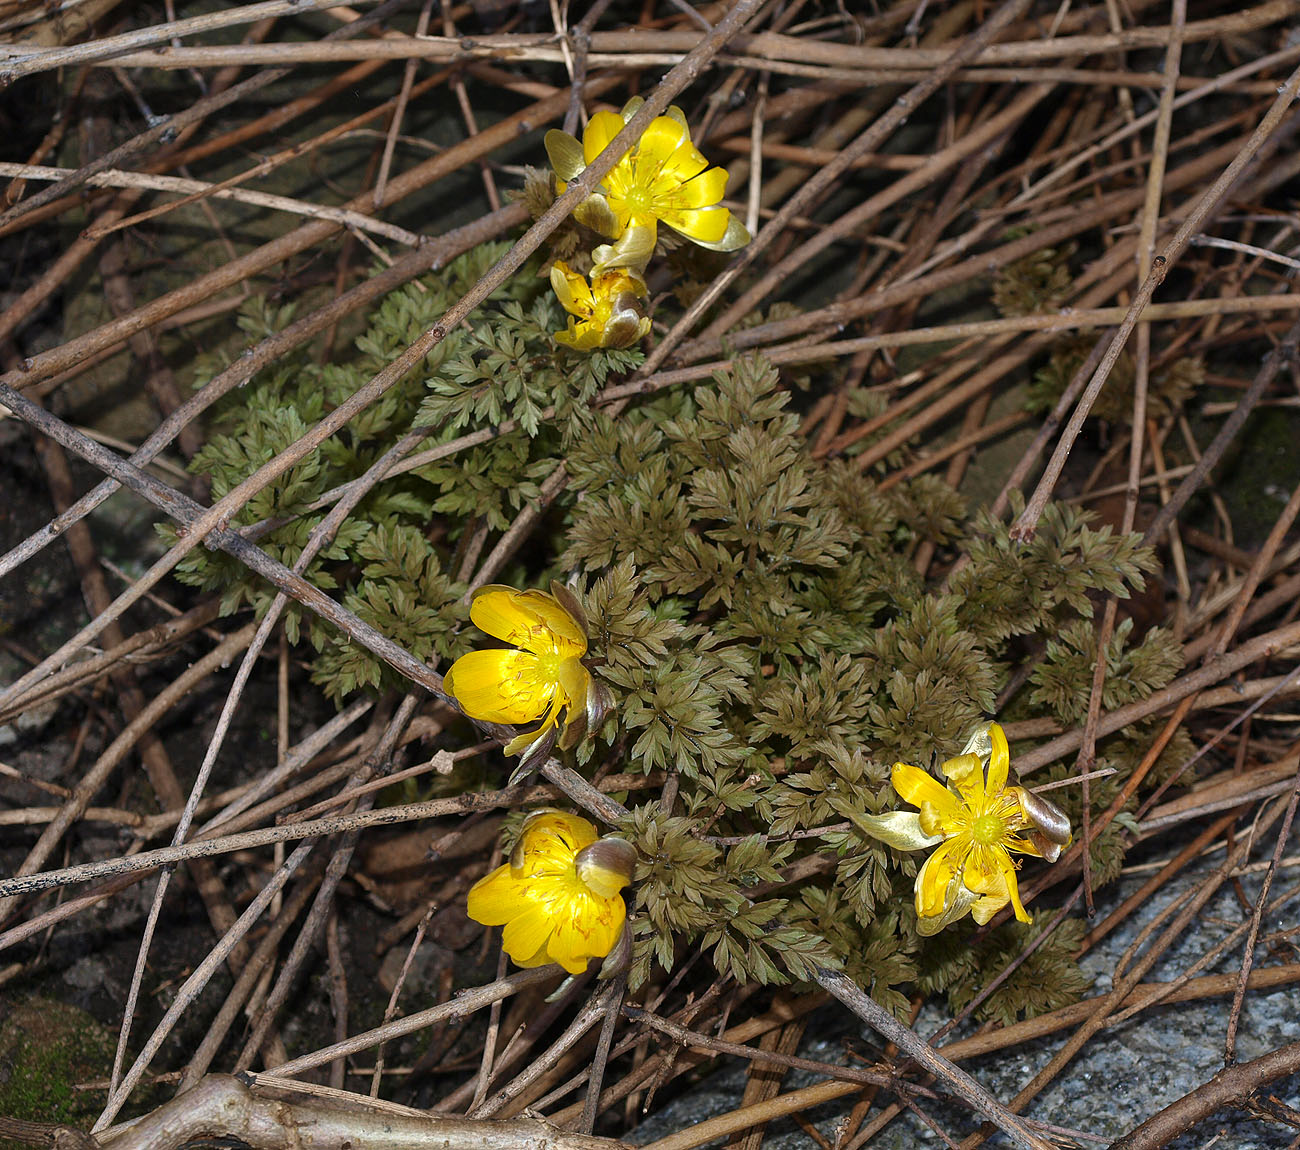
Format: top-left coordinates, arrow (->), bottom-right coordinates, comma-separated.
575,836 -> 637,898
1019,790 -> 1072,860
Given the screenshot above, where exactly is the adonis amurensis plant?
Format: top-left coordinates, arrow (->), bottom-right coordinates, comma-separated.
172,119 -> 1190,1023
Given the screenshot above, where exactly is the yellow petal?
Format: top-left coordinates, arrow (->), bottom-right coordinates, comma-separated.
962,843 -> 1009,894
914,839 -> 962,919
986,722 -> 1011,794
968,845 -> 1030,923
916,878 -> 979,936
658,138 -> 709,185
1003,856 -> 1031,923
661,205 -> 732,246
636,116 -> 690,172
556,657 -> 591,708
546,892 -> 625,974
556,323 -> 601,352
691,214 -> 751,253
941,752 -> 986,810
970,892 -> 1012,926
674,166 -> 727,210
583,109 -> 630,166
892,762 -> 961,822
444,649 -> 554,724
514,810 -> 597,876
549,262 -> 592,317
470,588 -> 587,655
918,800 -> 948,839
502,702 -> 561,757
853,810 -> 942,851
500,904 -> 558,968
466,864 -> 525,927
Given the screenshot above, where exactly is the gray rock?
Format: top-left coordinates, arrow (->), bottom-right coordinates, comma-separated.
626,863 -> 1300,1148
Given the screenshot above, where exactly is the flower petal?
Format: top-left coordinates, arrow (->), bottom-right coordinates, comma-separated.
466,864 -> 524,927
986,722 -> 1011,794
969,870 -> 1013,926
556,319 -> 603,352
960,720 -> 996,760
546,892 -> 625,975
1017,787 -> 1072,846
854,810 -> 943,851
501,904 -> 558,968
661,205 -> 732,246
583,109 -> 630,166
941,752 -> 987,810
966,845 -> 1030,923
636,116 -> 690,174
445,649 -> 553,724
1003,855 -> 1031,923
470,588 -> 587,655
690,214 -> 752,253
914,838 -> 963,919
916,880 -> 979,936
591,223 -> 657,277
962,843 -> 1009,894
511,810 -> 596,873
892,762 -> 961,821
550,262 -> 592,317
674,166 -> 728,210
503,702 -> 561,758
545,129 -> 586,182
575,837 -> 636,897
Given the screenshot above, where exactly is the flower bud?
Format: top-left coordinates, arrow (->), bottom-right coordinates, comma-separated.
1019,790 -> 1072,862
575,836 -> 637,898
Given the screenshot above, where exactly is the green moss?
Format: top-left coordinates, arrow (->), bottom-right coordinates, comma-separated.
0,997 -> 113,1140
1208,405 -> 1300,548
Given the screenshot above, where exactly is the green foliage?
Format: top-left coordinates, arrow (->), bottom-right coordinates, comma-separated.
950,493 -> 1158,646
413,295 -> 642,437
310,524 -> 465,702
561,355 -> 1159,1001
175,238 -> 1175,1015
625,807 -> 833,988
1029,618 -> 1183,724
938,917 -> 1092,1025
172,246 -> 628,695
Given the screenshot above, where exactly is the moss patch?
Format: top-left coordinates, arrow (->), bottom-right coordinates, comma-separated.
0,997 -> 113,1141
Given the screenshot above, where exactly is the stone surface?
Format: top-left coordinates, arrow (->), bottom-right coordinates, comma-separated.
626,861 -> 1300,1149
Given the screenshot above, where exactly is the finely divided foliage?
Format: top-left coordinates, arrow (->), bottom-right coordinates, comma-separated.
180,249 -> 1180,1017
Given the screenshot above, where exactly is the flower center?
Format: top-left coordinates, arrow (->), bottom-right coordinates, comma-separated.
971,813 -> 1004,845
622,182 -> 654,215
534,651 -> 565,691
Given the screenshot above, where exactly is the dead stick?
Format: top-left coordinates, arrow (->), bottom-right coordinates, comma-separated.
814,968 -> 1054,1150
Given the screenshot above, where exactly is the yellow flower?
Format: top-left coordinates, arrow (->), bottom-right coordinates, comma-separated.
545,98 -> 749,274
467,810 -> 636,975
443,583 -> 612,771
856,722 -> 1072,935
550,261 -> 652,351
